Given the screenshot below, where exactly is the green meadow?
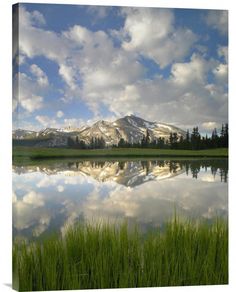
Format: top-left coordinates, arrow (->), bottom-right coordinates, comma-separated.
13,217 -> 228,291
13,146 -> 228,164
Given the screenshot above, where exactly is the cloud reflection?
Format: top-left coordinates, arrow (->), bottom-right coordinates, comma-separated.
13,159 -> 228,239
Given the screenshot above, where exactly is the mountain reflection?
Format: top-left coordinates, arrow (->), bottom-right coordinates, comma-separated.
13,159 -> 228,186
13,158 -> 228,240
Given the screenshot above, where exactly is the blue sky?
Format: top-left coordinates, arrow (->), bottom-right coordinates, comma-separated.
13,4 -> 228,133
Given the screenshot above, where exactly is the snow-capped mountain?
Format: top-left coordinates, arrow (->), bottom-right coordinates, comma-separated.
78,115 -> 186,145
13,115 -> 186,147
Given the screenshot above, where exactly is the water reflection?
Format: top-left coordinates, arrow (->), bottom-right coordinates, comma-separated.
13,159 -> 228,240
13,159 -> 228,186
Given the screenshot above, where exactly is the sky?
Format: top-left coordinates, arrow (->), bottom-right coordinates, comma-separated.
12,3 -> 228,133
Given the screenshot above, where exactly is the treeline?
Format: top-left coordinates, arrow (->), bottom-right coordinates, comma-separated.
67,123 -> 228,150
115,123 -> 228,150
67,136 -> 106,149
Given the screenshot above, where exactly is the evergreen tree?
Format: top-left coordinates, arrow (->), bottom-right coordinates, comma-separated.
220,123 -> 228,147
169,132 -> 178,149
75,136 -> 79,145
67,137 -> 75,148
157,137 -> 165,149
211,128 -> 219,148
145,129 -> 151,146
191,127 -> 201,150
118,138 -> 126,148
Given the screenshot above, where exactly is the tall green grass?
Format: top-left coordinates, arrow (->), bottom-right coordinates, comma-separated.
13,218 -> 228,291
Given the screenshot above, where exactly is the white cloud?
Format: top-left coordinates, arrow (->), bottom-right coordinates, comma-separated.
22,190 -> 45,207
15,6 -> 228,130
13,198 -> 51,233
57,185 -> 64,192
213,63 -> 228,84
35,116 -> 86,129
30,64 -> 49,86
205,10 -> 228,35
202,121 -> 220,131
121,7 -> 197,68
171,54 -> 210,86
59,64 -> 77,90
82,177 -> 227,224
13,66 -> 49,114
31,10 -> 46,26
21,95 -> 44,113
63,118 -> 82,128
36,115 -> 54,127
18,6 -> 69,61
56,110 -> 64,118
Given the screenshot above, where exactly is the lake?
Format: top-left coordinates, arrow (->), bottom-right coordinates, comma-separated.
12,158 -> 228,241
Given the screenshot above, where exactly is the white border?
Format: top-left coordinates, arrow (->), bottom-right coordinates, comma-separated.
0,0 -> 235,291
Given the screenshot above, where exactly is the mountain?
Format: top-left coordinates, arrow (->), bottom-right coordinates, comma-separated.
12,115 -> 186,147
12,129 -> 37,139
73,115 -> 185,145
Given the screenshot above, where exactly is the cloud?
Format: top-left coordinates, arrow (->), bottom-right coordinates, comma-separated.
218,46 -> 228,63
120,7 -> 197,68
13,162 -> 227,238
202,122 -> 219,131
30,64 -> 49,86
57,185 -> 64,192
13,198 -> 51,233
35,115 -> 86,130
18,6 -> 69,61
171,54 -> 210,86
205,10 -> 228,35
87,6 -> 111,20
14,72 -> 44,113
35,115 -> 57,128
22,190 -> 45,207
62,23 -> 144,111
19,6 -> 46,27
15,5 -> 228,131
31,10 -> 46,26
13,64 -> 50,113
21,95 -> 44,113
213,63 -> 228,84
63,118 -> 83,128
59,64 -> 77,90
90,54 -> 227,128
82,176 -> 227,224
56,110 -> 64,118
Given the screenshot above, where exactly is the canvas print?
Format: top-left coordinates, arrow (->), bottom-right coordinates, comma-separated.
12,3 -> 228,291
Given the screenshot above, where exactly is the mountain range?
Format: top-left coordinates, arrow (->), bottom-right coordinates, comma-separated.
13,115 -> 186,147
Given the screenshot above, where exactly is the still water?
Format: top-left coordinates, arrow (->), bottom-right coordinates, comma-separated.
13,159 -> 228,240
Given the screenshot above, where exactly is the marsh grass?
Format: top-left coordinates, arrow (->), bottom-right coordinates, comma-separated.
13,218 -> 228,291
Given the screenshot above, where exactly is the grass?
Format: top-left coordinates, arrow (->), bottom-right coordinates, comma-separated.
13,218 -> 228,291
13,146 -> 228,164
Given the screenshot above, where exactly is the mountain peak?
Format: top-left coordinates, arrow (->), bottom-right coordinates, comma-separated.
13,115 -> 186,147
